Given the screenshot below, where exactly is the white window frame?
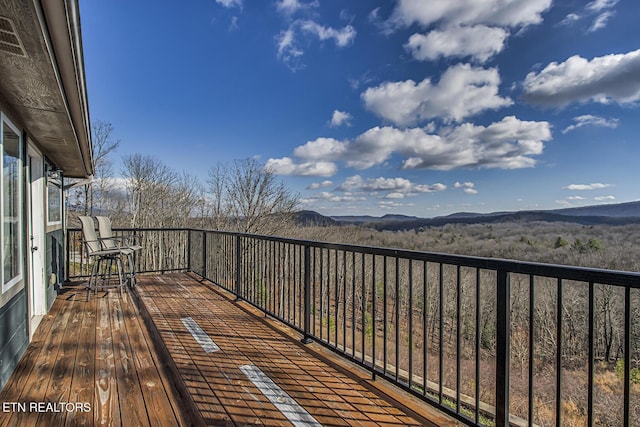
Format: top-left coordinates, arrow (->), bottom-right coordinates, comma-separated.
1,113 -> 23,293
46,166 -> 62,226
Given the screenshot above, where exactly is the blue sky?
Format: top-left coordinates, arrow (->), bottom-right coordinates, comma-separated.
80,0 -> 640,217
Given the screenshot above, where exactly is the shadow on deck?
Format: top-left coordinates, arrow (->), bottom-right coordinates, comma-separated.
0,272 -> 458,426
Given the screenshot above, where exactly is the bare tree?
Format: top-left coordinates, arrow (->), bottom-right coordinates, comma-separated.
207,158 -> 299,235
77,120 -> 121,215
206,162 -> 230,230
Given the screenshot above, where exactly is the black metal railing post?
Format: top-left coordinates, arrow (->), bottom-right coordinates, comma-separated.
495,269 -> 511,427
235,234 -> 242,301
187,229 -> 192,272
302,244 -> 312,344
64,228 -> 71,283
202,231 -> 207,279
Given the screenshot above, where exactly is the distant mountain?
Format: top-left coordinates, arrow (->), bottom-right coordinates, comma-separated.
332,214 -> 418,224
326,200 -> 640,231
294,210 -> 338,227
331,215 -> 378,224
436,201 -> 640,221
553,200 -> 640,218
379,214 -> 419,221
370,210 -> 640,231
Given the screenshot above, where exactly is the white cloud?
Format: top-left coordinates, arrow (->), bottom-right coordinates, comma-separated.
586,0 -> 619,12
275,0 -> 318,16
313,191 -> 366,203
385,0 -> 552,29
562,115 -> 619,133
405,25 -> 508,63
294,137 -> 348,161
216,0 -> 242,8
283,116 -> 550,172
299,20 -> 356,47
560,0 -> 617,31
522,49 -> 640,106
337,175 -> 446,195
362,64 -> 512,125
276,29 -> 305,71
589,11 -> 615,32
594,195 -> 616,201
276,20 -> 356,70
265,157 -> 337,176
329,110 -> 352,127
563,183 -> 612,190
229,16 -> 239,31
567,196 -> 586,201
307,180 -> 333,190
560,13 -> 581,26
454,181 -> 478,194
385,193 -> 406,199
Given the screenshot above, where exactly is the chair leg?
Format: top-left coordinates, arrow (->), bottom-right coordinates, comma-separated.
117,256 -> 125,296
88,257 -> 99,301
127,253 -> 136,287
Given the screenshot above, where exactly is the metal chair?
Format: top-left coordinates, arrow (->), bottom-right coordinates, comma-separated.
96,216 -> 142,287
79,216 -> 128,300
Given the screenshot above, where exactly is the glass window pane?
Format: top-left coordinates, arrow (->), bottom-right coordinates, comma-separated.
47,178 -> 61,224
3,122 -> 22,289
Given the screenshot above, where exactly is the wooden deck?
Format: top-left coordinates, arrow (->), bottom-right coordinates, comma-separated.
0,281 -> 196,427
0,273 -> 457,426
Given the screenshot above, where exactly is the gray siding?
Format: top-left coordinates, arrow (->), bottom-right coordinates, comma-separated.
0,289 -> 28,390
45,229 -> 64,310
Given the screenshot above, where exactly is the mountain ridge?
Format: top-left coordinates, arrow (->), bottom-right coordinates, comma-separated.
308,200 -> 640,229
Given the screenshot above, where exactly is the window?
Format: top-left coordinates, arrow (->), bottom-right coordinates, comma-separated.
47,168 -> 62,225
1,116 -> 22,293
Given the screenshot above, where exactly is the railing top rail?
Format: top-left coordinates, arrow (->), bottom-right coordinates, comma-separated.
67,227 -> 640,287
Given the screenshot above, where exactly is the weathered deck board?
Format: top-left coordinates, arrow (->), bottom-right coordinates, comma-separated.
65,283 -> 97,427
135,273 -> 438,426
1,273 -> 457,427
0,285 -> 185,427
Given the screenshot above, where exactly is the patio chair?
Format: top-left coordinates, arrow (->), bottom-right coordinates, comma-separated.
96,216 -> 142,287
79,216 -> 128,300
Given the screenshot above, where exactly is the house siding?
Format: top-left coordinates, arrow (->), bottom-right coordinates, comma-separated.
0,289 -> 28,390
45,229 -> 64,310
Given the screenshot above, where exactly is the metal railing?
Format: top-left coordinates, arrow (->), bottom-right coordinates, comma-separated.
66,227 -> 640,427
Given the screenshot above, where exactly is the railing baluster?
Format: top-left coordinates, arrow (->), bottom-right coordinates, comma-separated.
528,275 -> 535,427
384,256 -> 388,378
302,245 -> 312,344
395,256 -> 400,383
624,285 -> 631,427
409,260 -> 413,389
235,235 -> 241,300
343,250 -> 347,352
456,265 -> 461,414
424,261 -> 428,398
351,251 -> 355,359
496,269 -> 511,427
202,231 -> 207,279
361,253 -> 366,364
588,281 -> 594,427
475,268 -> 481,424
372,255 -> 377,380
439,263 -> 444,404
556,278 -> 562,427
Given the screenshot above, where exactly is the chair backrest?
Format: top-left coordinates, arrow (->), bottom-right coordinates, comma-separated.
79,216 -> 101,255
96,216 -> 117,250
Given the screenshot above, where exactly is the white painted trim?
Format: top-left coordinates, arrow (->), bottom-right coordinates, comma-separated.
1,113 -> 24,294
27,142 -> 46,324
